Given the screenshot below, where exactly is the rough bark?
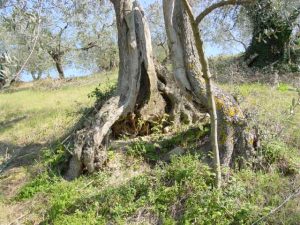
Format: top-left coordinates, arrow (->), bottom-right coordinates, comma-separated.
163,0 -> 256,168
0,75 -> 5,90
65,0 -> 202,180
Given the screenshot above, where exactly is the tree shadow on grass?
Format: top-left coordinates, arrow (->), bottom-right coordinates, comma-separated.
0,142 -> 45,173
0,116 -> 27,132
121,125 -> 212,166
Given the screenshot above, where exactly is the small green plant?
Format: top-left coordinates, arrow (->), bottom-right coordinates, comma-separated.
277,83 -> 290,92
88,81 -> 116,103
150,114 -> 171,135
16,144 -> 67,200
260,140 -> 300,175
126,140 -> 159,161
16,172 -> 55,200
289,88 -> 300,115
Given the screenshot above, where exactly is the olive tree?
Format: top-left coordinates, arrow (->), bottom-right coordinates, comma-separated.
66,0 -> 202,179
66,0 -> 258,182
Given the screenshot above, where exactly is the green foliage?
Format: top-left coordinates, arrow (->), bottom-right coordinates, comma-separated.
15,172 -> 54,200
150,114 -> 172,135
277,83 -> 290,92
245,0 -> 300,67
260,140 -> 300,175
42,144 -> 68,170
277,62 -> 300,73
15,144 -> 67,200
13,135 -> 300,224
126,125 -> 209,162
127,141 -> 159,161
29,154 -> 299,225
159,125 -> 210,150
88,80 -> 116,103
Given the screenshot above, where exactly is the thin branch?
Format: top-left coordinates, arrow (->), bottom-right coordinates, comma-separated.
181,0 -> 221,189
76,42 -> 99,51
6,14 -> 42,85
195,0 -> 255,25
58,23 -> 69,38
252,187 -> 300,225
226,29 -> 248,50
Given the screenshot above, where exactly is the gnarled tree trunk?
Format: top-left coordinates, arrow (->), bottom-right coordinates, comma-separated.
65,0 -> 201,180
163,0 -> 256,168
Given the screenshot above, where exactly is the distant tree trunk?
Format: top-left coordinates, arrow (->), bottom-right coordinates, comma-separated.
66,0 -> 201,180
0,66 -> 5,89
48,51 -> 65,79
54,56 -> 65,79
163,0 -> 256,168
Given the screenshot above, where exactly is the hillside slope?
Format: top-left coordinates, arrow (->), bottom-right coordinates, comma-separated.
0,72 -> 299,225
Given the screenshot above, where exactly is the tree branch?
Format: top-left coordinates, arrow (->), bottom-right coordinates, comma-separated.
181,0 -> 222,189
76,42 -> 99,51
6,12 -> 42,85
195,0 -> 255,25
58,23 -> 69,38
226,29 -> 248,51
252,186 -> 300,225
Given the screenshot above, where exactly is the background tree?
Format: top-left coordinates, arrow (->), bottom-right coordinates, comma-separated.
74,15 -> 118,72
244,0 -> 300,67
0,0 -> 42,83
0,0 -> 114,81
25,45 -> 51,80
39,0 -> 105,79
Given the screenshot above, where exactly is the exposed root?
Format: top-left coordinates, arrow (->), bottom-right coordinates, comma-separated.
66,96 -> 125,179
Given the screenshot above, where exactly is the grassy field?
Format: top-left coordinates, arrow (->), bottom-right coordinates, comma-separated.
0,72 -> 299,224
0,71 -> 117,148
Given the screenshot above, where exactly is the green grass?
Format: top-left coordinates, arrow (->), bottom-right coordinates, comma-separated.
222,83 -> 300,148
14,152 -> 300,224
0,71 -> 117,146
1,75 -> 300,224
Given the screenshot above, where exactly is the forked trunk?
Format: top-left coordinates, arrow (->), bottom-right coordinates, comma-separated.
163,0 -> 256,168
66,0 -> 201,179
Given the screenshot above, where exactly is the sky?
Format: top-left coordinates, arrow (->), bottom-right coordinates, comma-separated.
21,0 -> 243,81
